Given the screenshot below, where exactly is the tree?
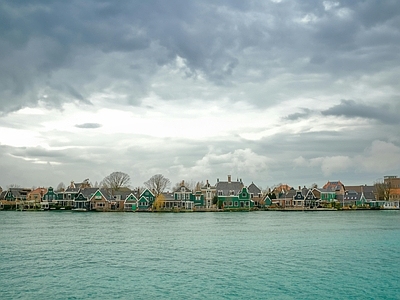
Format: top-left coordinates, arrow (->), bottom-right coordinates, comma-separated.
7,184 -> 21,188
153,194 -> 165,211
375,180 -> 391,200
56,182 -> 66,191
101,171 -> 131,193
144,174 -> 170,196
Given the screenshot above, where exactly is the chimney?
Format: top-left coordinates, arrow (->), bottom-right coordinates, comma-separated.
228,175 -> 231,183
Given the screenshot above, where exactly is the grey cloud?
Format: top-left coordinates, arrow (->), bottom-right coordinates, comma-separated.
283,108 -> 312,121
75,123 -> 102,129
321,100 -> 399,124
1,1 -> 400,112
10,146 -> 65,159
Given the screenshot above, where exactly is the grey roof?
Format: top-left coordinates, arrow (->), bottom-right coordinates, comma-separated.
345,185 -> 376,194
173,185 -> 191,193
65,186 -> 80,193
161,192 -> 175,201
112,190 -> 134,200
8,188 -> 31,198
248,183 -> 261,194
216,180 -> 244,196
282,189 -> 296,198
80,188 -> 100,199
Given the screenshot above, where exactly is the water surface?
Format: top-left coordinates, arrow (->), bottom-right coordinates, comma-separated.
1,211 -> 399,299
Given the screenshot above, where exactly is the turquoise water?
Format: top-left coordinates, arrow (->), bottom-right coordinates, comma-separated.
1,211 -> 399,299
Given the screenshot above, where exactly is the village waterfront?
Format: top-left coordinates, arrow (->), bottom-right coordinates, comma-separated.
1,210 -> 399,299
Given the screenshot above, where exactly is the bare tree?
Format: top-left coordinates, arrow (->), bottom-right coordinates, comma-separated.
101,171 -> 131,192
144,174 -> 170,196
7,184 -> 21,188
374,180 -> 392,200
56,182 -> 66,191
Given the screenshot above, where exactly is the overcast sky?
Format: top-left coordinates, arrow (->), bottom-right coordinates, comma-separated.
1,0 -> 399,190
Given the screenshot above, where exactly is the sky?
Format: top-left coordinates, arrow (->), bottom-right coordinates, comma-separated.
1,0 -> 400,191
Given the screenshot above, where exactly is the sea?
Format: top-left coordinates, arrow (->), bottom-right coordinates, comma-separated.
1,210 -> 399,300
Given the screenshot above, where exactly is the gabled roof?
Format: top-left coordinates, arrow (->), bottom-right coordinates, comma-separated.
86,189 -> 113,201
124,193 -> 138,202
112,190 -> 134,200
202,180 -> 216,189
65,186 -> 80,193
279,189 -> 296,199
293,190 -> 304,200
248,182 -> 261,195
80,188 -> 100,199
173,184 -> 191,193
7,188 -> 32,198
272,184 -> 292,194
323,181 -> 345,191
29,187 -> 47,195
304,189 -> 318,200
140,188 -> 155,198
216,178 -> 244,196
138,196 -> 149,203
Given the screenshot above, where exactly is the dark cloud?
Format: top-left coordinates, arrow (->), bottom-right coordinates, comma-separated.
1,1 -> 399,112
1,0 -> 400,189
284,108 -> 312,121
321,100 -> 399,124
75,123 -> 102,129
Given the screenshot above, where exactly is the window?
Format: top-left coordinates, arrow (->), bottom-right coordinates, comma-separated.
230,190 -> 235,195
234,201 -> 238,207
218,191 -> 223,196
250,193 -> 254,198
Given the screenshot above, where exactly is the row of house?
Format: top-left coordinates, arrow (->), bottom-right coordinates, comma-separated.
1,175 -> 399,211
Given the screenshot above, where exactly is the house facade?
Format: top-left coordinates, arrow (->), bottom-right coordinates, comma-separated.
218,186 -> 254,209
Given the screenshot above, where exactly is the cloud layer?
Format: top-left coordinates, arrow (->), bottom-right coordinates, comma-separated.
1,1 -> 399,189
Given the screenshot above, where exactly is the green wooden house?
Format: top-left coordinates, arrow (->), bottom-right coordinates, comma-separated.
124,193 -> 138,211
218,187 -> 254,210
191,191 -> 204,208
138,196 -> 150,210
140,189 -> 155,206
